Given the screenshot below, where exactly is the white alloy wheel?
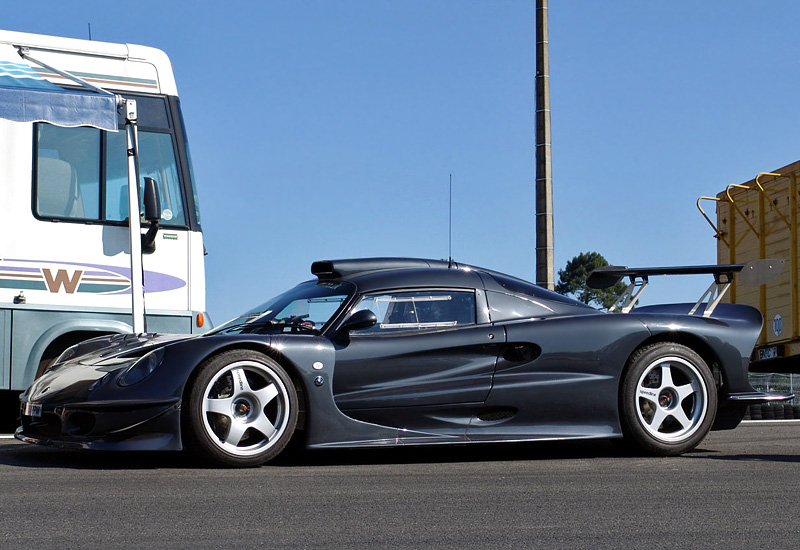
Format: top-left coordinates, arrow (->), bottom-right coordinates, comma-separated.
620,343 -> 717,456
634,356 -> 708,442
185,350 -> 298,467
202,360 -> 291,456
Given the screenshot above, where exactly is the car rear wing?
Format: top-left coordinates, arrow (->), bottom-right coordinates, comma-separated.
587,259 -> 785,316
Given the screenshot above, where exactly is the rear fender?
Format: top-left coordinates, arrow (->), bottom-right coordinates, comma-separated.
634,302 -> 762,363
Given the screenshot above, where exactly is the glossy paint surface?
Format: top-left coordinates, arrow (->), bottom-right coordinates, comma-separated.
15,259 -> 779,452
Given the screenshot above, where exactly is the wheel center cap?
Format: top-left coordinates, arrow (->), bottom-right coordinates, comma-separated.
234,399 -> 252,418
659,390 -> 675,409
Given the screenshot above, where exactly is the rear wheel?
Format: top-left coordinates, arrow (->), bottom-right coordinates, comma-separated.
620,343 -> 716,456
183,350 -> 298,467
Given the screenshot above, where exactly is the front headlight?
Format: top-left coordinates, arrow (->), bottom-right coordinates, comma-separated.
119,348 -> 166,387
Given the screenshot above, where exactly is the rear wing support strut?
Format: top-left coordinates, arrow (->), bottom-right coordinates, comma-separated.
688,272 -> 733,318
608,277 -> 649,314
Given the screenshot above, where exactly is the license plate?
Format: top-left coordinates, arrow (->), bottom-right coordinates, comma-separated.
23,402 -> 42,418
758,346 -> 779,361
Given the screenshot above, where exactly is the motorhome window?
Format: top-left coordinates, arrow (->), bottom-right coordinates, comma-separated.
34,96 -> 187,227
175,99 -> 202,226
116,95 -> 170,129
35,125 -> 101,219
104,130 -> 186,225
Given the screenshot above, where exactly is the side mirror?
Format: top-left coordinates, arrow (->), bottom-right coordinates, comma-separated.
143,177 -> 161,223
337,309 -> 377,339
142,177 -> 161,254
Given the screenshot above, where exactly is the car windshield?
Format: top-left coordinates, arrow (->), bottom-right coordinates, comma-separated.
209,280 -> 354,335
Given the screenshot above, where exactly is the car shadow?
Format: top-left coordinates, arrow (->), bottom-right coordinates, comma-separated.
273,438 -> 630,467
0,441 -> 189,470
681,451 -> 800,464
0,438 -> 629,470
6,436 -> 796,470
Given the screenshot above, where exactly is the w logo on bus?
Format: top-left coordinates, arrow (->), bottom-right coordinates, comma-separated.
42,269 -> 83,294
0,259 -> 184,295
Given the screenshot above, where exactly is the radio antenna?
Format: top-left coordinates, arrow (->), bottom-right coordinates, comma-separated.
448,173 -> 453,268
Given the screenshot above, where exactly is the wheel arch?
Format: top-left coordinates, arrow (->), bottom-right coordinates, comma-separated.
179,342 -> 309,430
617,334 -> 720,455
620,332 -> 724,392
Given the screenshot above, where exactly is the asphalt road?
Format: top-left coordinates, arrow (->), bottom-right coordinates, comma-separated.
0,423 -> 799,549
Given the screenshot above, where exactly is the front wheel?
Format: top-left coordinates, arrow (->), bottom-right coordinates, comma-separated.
183,350 -> 298,467
620,343 -> 717,456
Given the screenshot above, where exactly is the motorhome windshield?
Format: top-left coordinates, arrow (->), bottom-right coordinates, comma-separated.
33,93 -> 197,229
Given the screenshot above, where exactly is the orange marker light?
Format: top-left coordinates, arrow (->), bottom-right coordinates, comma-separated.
196,313 -> 204,328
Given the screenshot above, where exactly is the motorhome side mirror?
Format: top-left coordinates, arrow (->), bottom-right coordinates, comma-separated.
141,177 -> 161,254
339,309 -> 377,334
143,177 -> 161,223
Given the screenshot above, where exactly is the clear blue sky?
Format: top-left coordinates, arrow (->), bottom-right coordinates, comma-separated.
6,1 -> 800,324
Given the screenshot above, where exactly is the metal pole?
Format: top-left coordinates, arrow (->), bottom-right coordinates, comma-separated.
535,0 -> 554,290
124,98 -> 146,334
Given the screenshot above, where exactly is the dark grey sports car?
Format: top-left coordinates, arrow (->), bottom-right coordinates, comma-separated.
16,258 -> 791,467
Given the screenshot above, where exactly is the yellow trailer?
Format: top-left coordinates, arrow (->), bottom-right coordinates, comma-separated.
698,162 -> 800,372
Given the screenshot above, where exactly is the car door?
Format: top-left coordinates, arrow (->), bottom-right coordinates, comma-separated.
331,288 -> 505,427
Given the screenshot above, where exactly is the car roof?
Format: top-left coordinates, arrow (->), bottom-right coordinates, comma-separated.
312,258 -> 482,292
311,257 -> 590,308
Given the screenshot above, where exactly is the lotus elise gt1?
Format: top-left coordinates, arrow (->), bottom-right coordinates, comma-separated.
16,258 -> 791,467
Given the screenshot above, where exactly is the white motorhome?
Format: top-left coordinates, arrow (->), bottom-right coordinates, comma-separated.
0,30 -> 207,392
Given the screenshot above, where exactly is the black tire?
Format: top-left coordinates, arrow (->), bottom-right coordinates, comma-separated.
183,350 -> 298,467
620,343 -> 717,456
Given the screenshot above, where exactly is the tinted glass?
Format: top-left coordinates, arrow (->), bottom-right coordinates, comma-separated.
210,281 -> 354,335
175,99 -> 202,226
486,290 -> 554,322
34,95 -> 186,226
106,131 -> 185,225
35,125 -> 101,219
489,272 -> 587,306
117,95 -> 170,129
353,290 -> 476,333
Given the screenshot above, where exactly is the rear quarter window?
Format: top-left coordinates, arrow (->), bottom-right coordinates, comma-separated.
486,290 -> 555,322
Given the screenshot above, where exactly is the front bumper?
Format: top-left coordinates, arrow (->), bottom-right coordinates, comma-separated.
15,397 -> 183,451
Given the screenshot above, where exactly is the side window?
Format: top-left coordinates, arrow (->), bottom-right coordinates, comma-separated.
486,290 -> 554,322
353,290 -> 476,333
34,95 -> 187,227
104,131 -> 186,225
35,125 -> 101,219
104,129 -> 129,222
139,132 -> 185,225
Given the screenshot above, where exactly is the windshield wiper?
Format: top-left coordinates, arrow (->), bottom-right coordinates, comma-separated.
211,319 -> 319,336
273,317 -> 320,334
